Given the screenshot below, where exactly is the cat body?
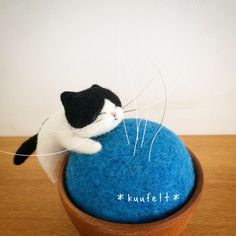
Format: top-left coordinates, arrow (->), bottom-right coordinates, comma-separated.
14,85 -> 124,183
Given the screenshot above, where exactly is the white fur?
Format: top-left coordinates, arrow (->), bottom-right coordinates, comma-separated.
37,99 -> 124,183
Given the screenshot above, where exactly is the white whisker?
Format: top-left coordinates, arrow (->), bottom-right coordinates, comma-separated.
124,108 -> 137,113
140,79 -> 154,148
133,118 -> 141,156
124,86 -> 176,115
117,53 -> 130,145
140,93 -> 153,148
147,60 -> 168,162
140,109 -> 150,148
128,65 -> 139,156
121,54 -> 139,155
122,119 -> 130,145
122,77 -> 155,109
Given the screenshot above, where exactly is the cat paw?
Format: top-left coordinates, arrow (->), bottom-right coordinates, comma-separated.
88,141 -> 102,154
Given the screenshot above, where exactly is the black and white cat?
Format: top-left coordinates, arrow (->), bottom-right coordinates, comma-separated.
14,85 -> 124,183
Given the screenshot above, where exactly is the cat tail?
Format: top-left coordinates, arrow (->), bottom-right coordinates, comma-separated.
13,134 -> 38,165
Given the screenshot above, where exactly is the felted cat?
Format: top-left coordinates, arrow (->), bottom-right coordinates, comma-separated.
13,85 -> 124,183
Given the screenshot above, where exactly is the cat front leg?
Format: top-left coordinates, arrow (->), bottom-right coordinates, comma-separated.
83,139 -> 102,154
57,134 -> 102,154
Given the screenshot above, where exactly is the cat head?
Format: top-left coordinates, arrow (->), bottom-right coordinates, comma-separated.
60,85 -> 124,137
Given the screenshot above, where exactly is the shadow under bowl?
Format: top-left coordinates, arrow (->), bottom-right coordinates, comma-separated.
57,148 -> 204,236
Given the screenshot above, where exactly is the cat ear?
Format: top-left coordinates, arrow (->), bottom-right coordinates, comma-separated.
60,91 -> 76,108
91,84 -> 101,89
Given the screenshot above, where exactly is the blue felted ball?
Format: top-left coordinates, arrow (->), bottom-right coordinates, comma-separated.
64,119 -> 195,224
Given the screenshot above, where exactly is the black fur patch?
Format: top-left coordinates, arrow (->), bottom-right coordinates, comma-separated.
14,134 -> 38,165
61,85 -> 121,128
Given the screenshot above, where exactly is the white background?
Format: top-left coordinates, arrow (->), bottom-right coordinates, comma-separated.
0,0 -> 235,136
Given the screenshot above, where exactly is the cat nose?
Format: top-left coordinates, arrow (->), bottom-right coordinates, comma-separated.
111,111 -> 116,117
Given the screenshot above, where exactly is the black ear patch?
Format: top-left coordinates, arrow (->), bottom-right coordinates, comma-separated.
91,84 -> 101,89
60,91 -> 76,108
60,85 -> 121,129
61,90 -> 104,128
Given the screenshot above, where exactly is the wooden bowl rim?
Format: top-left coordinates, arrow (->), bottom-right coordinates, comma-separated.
57,148 -> 204,232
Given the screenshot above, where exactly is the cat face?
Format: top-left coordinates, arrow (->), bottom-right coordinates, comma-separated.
61,85 -> 124,137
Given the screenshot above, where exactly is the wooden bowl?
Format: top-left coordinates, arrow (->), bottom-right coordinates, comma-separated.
57,149 -> 204,236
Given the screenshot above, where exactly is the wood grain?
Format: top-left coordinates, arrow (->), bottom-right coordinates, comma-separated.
0,136 -> 236,236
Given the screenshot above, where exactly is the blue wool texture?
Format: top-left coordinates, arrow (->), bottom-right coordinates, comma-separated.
65,119 -> 195,224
